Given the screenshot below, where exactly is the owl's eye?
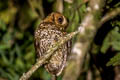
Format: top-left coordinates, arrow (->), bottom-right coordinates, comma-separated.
58,17 -> 63,24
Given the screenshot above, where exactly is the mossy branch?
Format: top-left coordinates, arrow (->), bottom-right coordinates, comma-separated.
100,8 -> 120,26
19,31 -> 78,80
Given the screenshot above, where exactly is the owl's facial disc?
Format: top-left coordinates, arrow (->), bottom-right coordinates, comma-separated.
43,12 -> 68,31
52,12 -> 68,30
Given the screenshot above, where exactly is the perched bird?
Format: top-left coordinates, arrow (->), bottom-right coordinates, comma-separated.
34,12 -> 71,76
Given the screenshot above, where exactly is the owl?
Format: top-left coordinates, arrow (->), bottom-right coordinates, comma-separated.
34,12 -> 71,76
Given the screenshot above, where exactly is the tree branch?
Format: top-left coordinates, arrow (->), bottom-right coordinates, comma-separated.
63,0 -> 103,80
63,3 -> 120,80
19,31 -> 78,80
100,8 -> 120,26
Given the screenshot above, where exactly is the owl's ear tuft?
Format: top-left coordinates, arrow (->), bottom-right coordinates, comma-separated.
51,13 -> 55,22
43,13 -> 55,23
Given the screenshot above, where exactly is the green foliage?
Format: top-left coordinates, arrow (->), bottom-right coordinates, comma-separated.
0,1 -> 38,80
101,20 -> 120,66
106,53 -> 120,66
64,0 -> 86,32
0,19 -> 6,31
0,0 -> 86,79
101,27 -> 120,53
99,0 -> 120,66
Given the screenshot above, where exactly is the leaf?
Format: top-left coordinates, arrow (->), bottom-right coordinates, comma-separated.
0,19 -> 6,31
101,27 -> 120,53
0,6 -> 17,24
15,58 -> 25,70
101,35 -> 111,53
1,53 -> 10,66
106,53 -> 120,66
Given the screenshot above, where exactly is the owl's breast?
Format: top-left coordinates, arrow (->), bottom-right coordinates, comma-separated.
34,27 -> 64,56
34,26 -> 69,76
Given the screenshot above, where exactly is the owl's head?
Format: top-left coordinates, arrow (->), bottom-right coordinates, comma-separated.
43,12 -> 68,31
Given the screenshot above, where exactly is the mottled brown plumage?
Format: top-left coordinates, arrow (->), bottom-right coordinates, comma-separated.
34,12 -> 71,76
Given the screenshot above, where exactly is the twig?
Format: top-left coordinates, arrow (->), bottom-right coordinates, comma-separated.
55,0 -> 63,13
51,75 -> 57,80
86,69 -> 92,80
19,31 -> 78,80
100,8 -> 120,26
27,0 -> 44,18
75,0 -> 89,11
114,66 -> 120,80
27,0 -> 39,17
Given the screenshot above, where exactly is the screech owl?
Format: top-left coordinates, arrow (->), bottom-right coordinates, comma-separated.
34,12 -> 71,76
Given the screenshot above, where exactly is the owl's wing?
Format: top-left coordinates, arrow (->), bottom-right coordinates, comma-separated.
34,38 -> 42,58
34,28 -> 59,58
34,28 -> 48,58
